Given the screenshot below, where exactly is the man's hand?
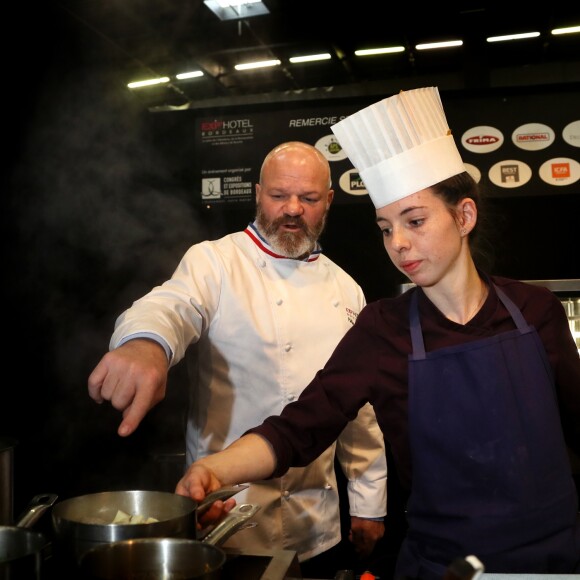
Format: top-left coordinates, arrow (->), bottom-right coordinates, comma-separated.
348,516 -> 385,559
87,339 -> 169,437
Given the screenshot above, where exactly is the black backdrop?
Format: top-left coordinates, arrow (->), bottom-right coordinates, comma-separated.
3,76 -> 580,510
2,6 -> 579,571
4,103 -> 579,508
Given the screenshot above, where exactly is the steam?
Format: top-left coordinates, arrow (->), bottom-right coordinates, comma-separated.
8,59 -> 199,499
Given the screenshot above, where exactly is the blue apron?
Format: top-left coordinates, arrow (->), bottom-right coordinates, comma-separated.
395,286 -> 580,579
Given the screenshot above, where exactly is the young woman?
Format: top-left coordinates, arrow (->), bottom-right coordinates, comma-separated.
176,90 -> 580,579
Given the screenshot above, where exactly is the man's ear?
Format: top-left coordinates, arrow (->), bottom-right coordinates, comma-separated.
326,189 -> 334,209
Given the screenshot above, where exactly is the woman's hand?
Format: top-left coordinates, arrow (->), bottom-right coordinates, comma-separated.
175,462 -> 235,529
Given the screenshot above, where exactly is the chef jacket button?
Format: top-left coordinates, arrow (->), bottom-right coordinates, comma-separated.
284,343 -> 292,352
333,300 -> 340,307
287,394 -> 295,401
283,490 -> 290,498
276,298 -> 283,305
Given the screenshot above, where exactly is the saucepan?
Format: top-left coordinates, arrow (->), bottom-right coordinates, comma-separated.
50,486 -> 247,567
78,503 -> 261,579
0,493 -> 58,580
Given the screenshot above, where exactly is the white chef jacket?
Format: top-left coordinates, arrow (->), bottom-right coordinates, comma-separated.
111,222 -> 387,561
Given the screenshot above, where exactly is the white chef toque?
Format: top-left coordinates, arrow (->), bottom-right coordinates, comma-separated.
331,87 -> 466,209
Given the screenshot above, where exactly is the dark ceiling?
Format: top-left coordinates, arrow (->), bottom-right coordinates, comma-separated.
27,2 -> 580,111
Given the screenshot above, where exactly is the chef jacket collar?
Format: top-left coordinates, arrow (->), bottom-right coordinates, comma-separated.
245,221 -> 322,262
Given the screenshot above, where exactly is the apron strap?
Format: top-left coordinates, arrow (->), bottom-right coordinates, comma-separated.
409,290 -> 425,358
495,286 -> 529,331
409,284 -> 531,361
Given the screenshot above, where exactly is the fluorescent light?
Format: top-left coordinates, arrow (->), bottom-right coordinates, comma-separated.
215,0 -> 261,6
176,71 -> 204,80
355,46 -> 405,56
415,40 -> 463,50
235,59 -> 281,70
289,53 -> 331,63
203,0 -> 269,20
551,25 -> 580,35
487,31 -> 540,43
127,77 -> 170,89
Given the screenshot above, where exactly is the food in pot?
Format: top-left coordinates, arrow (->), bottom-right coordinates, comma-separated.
111,509 -> 159,524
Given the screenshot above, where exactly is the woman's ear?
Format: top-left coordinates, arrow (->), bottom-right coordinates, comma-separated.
459,197 -> 477,234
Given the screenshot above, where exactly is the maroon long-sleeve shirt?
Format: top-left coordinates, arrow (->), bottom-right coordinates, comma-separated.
248,275 -> 580,492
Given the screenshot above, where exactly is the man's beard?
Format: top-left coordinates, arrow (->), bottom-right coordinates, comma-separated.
256,203 -> 327,259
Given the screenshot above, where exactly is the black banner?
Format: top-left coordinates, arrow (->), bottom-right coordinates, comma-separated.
191,87 -> 579,205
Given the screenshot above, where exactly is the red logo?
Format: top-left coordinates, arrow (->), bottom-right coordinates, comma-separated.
516,133 -> 550,142
551,163 -> 570,178
201,120 -> 223,131
465,135 -> 500,145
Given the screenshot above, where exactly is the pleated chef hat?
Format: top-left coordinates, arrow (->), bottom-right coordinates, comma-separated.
331,87 -> 466,209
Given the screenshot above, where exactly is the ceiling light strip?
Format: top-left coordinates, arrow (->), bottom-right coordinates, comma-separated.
235,59 -> 281,70
415,40 -> 463,50
129,23 -> 580,91
176,71 -> 204,79
487,31 -> 540,42
127,77 -> 170,89
354,46 -> 405,56
551,25 -> 580,35
289,53 -> 331,63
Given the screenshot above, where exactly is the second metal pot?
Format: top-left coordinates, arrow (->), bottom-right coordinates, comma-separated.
78,503 -> 261,580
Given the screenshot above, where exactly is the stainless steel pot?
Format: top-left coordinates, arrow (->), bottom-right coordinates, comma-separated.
51,487 -> 247,566
0,493 -> 58,580
78,503 -> 260,580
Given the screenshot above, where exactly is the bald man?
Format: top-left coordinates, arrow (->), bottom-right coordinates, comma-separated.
88,142 -> 387,575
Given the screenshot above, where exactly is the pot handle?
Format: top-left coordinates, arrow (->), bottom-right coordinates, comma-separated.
15,493 -> 58,528
196,484 -> 249,515
201,503 -> 260,546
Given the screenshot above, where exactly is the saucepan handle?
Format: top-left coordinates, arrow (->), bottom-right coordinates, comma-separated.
196,484 -> 249,515
15,493 -> 59,528
200,503 -> 261,546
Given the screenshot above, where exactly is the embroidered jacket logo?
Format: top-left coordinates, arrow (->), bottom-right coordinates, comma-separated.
346,307 -> 359,326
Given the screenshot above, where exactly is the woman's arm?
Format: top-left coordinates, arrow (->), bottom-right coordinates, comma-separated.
175,433 -> 277,500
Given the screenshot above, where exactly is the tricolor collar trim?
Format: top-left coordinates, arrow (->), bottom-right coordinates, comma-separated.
244,221 -> 321,262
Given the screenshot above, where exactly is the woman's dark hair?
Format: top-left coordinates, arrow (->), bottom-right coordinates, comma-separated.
431,171 -> 500,273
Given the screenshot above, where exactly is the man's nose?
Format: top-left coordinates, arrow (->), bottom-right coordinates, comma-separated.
285,196 -> 304,215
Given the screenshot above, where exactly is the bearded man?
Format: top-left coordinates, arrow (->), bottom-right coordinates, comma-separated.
88,141 -> 387,577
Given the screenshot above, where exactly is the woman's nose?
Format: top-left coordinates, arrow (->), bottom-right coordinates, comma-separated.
390,228 -> 409,252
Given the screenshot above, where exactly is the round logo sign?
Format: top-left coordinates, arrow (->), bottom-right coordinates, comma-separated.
562,120 -> 580,148
461,125 -> 504,153
512,122 -> 555,151
315,134 -> 348,161
488,160 -> 532,188
464,163 -> 481,183
538,157 -> 580,186
338,169 -> 369,197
